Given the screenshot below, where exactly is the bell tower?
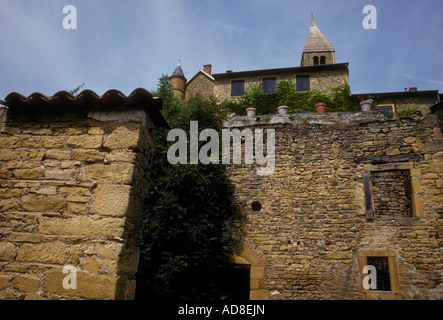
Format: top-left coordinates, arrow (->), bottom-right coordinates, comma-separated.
301,19 -> 335,67
169,60 -> 187,100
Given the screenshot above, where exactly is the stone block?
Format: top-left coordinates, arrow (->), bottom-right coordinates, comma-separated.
45,149 -> 71,160
428,162 -> 443,173
103,124 -> 141,150
250,266 -> 265,279
44,169 -> 76,180
0,275 -> 10,289
403,137 -> 416,144
71,149 -> 105,162
21,137 -> 65,149
6,160 -> 41,170
43,268 -> 125,299
88,127 -> 105,135
59,187 -> 91,197
79,256 -> 101,273
411,178 -> 423,193
13,274 -> 40,293
22,128 -> 52,135
8,233 -> 43,243
107,150 -> 137,162
410,141 -> 425,153
53,127 -> 88,136
21,195 -> 65,212
67,202 -> 90,215
0,199 -> 19,212
83,163 -> 134,184
14,169 -> 44,180
425,141 -> 443,152
39,216 -> 125,237
0,242 -> 17,261
0,150 -> 19,160
0,188 -> 21,199
0,136 -> 20,148
250,289 -> 269,300
67,135 -> 103,149
386,147 -> 400,156
93,184 -> 132,217
16,243 -> 67,264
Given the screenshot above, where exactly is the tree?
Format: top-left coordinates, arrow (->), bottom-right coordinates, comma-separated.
136,77 -> 244,300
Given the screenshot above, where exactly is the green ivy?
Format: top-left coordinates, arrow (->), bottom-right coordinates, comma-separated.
220,80 -> 356,115
137,76 -> 244,301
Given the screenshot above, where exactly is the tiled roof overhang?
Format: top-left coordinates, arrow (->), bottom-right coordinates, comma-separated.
1,88 -> 168,128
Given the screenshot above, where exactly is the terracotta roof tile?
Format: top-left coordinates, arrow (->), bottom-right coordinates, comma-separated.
1,88 -> 168,128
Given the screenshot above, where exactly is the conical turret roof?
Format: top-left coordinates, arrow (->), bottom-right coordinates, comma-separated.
303,19 -> 334,52
170,60 -> 186,80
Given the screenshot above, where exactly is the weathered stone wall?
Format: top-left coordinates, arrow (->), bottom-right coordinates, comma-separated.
213,68 -> 348,101
224,111 -> 443,300
185,72 -> 215,101
0,105 -> 158,300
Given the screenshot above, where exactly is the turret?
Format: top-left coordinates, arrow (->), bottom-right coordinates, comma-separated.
169,60 -> 187,100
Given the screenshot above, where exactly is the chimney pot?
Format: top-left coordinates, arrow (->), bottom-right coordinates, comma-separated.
409,87 -> 417,92
203,64 -> 212,75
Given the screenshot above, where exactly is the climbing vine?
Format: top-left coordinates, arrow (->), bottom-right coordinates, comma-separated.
219,80 -> 357,115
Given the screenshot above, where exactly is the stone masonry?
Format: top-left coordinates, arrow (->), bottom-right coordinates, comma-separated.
224,111 -> 443,300
0,89 -> 166,300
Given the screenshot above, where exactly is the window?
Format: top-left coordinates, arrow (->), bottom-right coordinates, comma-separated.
296,75 -> 310,92
231,80 -> 245,97
313,56 -> 319,65
358,250 -> 401,300
262,77 -> 276,94
360,162 -> 423,219
371,170 -> 412,218
320,56 -> 326,64
367,257 -> 391,291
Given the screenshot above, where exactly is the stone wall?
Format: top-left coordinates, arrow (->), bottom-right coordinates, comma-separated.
0,92 -> 163,300
185,72 -> 215,101
224,111 -> 443,299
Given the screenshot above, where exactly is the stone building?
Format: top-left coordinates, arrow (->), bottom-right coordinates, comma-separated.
351,88 -> 440,116
170,19 -> 349,102
170,19 -> 440,115
0,89 -> 167,300
224,111 -> 443,300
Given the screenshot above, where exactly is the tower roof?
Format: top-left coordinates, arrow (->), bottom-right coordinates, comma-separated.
170,60 -> 186,80
302,19 -> 334,52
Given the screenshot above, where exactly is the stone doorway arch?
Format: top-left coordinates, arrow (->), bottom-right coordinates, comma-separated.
233,249 -> 269,300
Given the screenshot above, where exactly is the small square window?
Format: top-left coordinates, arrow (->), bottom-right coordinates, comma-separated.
296,75 -> 310,92
358,250 -> 401,300
367,257 -> 391,291
262,77 -> 276,94
231,80 -> 245,97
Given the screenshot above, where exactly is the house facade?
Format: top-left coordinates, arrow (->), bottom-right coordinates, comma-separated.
171,19 -> 349,103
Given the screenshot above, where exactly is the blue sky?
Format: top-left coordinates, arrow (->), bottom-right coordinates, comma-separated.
1,0 -> 442,99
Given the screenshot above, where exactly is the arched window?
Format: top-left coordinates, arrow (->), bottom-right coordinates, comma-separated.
313,56 -> 319,65
320,56 -> 326,64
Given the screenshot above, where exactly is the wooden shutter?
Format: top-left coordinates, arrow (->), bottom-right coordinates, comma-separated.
363,169 -> 374,220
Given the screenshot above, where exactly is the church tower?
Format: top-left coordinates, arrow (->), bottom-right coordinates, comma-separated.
301,19 -> 335,67
169,60 -> 187,101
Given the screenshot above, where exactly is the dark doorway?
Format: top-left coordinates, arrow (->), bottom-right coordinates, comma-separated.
218,264 -> 250,300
